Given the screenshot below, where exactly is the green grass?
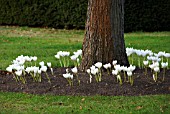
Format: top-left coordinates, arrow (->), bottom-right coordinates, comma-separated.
0,26 -> 83,69
0,92 -> 169,114
0,26 -> 170,113
0,26 -> 170,70
125,32 -> 170,52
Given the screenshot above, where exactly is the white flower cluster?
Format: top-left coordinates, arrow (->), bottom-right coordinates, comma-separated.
55,49 -> 82,67
126,47 -> 170,68
62,67 -> 79,86
6,55 -> 52,84
112,62 -> 136,85
70,49 -> 82,66
127,47 -> 169,82
55,51 -> 70,67
86,60 -> 136,85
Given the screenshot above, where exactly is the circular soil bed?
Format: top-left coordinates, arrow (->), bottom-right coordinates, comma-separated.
0,67 -> 170,96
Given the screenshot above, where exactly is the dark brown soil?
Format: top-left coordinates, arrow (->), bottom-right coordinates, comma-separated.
0,67 -> 170,96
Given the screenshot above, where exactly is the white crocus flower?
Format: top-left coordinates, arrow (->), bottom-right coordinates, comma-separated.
112,60 -> 117,66
33,67 -> 39,73
149,64 -> 155,70
77,49 -> 82,56
14,65 -> 22,71
122,66 -> 128,72
107,63 -> 111,68
70,55 -> 78,61
66,68 -> 69,73
91,69 -> 97,75
47,62 -> 53,75
94,68 -> 99,74
161,62 -> 168,81
56,51 -> 70,67
103,64 -> 109,69
154,67 -> 160,72
70,74 -> 73,79
40,66 -> 47,72
55,54 -> 60,59
63,73 -> 70,78
41,66 -> 50,83
128,65 -> 136,72
95,62 -> 102,68
24,56 -> 31,62
90,67 -> 99,82
152,66 -> 159,82
15,70 -> 22,76
60,51 -> 70,57
71,67 -> 78,74
103,63 -> 111,74
153,62 -> 159,67
127,71 -> 134,85
18,59 -> 25,65
38,69 -> 42,74
126,47 -> 134,56
143,60 -> 149,75
71,67 -> 80,85
114,65 -> 121,72
15,70 -> 26,84
157,51 -> 166,57
32,56 -> 37,61
39,61 -> 45,66
25,67 -> 31,74
6,66 -> 13,72
164,53 -> 170,58
112,70 -> 118,75
47,62 -> 52,68
63,73 -> 73,79
164,53 -> 170,68
143,61 -> 149,66
37,69 -> 42,82
127,71 -> 132,76
87,69 -> 90,74
63,73 -> 73,86
90,65 -> 96,71
94,62 -> 102,81
161,62 -> 168,68
87,69 -> 92,83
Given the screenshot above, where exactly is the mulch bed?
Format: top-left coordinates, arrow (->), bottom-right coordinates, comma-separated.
0,67 -> 170,96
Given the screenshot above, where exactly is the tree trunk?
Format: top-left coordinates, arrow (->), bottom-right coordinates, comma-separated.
80,0 -> 129,71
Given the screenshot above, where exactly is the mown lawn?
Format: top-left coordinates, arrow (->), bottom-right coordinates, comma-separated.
0,26 -> 170,113
0,92 -> 170,114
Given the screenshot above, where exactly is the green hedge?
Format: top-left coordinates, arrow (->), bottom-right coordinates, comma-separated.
0,0 -> 169,32
124,0 -> 170,32
0,0 -> 87,29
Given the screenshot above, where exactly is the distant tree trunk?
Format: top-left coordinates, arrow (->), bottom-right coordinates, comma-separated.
80,0 -> 129,71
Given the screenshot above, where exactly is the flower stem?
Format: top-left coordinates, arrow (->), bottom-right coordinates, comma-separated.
138,57 -> 141,68
123,71 -> 126,82
162,68 -> 165,81
130,76 -> 134,86
45,72 -> 51,83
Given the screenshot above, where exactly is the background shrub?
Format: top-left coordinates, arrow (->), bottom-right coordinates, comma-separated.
0,0 -> 169,32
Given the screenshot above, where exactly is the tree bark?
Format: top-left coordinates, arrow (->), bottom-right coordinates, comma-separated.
80,0 -> 129,71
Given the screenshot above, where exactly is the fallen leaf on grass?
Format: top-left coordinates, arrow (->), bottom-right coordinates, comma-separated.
81,98 -> 85,102
80,106 -> 83,110
136,106 -> 143,110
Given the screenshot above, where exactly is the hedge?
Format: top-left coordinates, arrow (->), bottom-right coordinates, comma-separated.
124,0 -> 170,32
0,0 -> 169,32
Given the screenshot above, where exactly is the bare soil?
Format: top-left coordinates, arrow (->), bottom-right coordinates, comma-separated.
0,67 -> 170,96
